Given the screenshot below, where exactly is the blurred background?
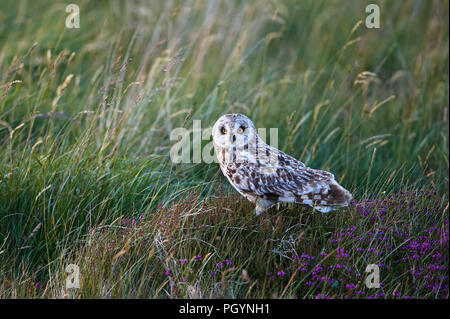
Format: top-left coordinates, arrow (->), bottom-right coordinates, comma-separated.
0,0 -> 448,298
0,1 -> 448,193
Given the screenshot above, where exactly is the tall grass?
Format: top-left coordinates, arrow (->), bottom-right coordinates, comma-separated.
0,0 -> 448,298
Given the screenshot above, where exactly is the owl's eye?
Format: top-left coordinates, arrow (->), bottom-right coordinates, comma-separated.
220,127 -> 227,134
237,126 -> 245,134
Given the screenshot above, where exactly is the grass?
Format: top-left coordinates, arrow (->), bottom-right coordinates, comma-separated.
0,0 -> 448,298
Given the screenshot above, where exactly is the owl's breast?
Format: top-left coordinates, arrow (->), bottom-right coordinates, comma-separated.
214,144 -> 226,165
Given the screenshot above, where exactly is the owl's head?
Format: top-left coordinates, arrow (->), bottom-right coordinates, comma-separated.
212,113 -> 257,149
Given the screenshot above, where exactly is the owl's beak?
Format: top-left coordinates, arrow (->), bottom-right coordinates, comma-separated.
232,135 -> 236,143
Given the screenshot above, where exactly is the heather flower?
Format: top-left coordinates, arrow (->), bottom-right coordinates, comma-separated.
154,191 -> 448,298
336,248 -> 349,258
165,269 -> 171,276
297,264 -> 307,272
315,294 -> 332,299
345,283 -> 356,290
312,264 -> 323,275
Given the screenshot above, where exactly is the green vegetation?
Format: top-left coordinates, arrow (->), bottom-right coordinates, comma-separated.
0,0 -> 448,298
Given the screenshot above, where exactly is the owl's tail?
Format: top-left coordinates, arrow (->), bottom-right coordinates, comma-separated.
296,180 -> 352,213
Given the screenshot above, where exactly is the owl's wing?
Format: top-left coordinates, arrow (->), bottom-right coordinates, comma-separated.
226,147 -> 334,198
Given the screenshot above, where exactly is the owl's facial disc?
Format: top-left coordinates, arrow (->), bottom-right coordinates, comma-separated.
212,114 -> 259,160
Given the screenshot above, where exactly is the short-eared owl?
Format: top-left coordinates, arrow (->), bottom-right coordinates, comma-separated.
212,114 -> 352,216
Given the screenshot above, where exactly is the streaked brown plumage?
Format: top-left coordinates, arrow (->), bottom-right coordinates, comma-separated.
212,114 -> 352,215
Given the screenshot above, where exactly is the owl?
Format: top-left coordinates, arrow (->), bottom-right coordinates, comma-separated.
212,114 -> 352,216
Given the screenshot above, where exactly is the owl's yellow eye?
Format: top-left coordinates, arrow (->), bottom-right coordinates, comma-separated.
237,126 -> 245,134
220,127 -> 227,134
